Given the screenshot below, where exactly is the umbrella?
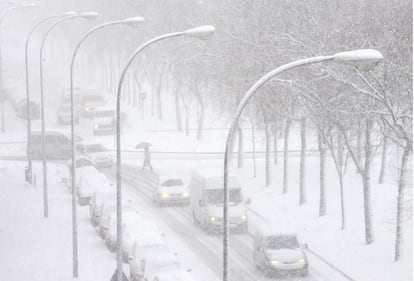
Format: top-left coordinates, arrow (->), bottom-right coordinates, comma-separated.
135,142 -> 152,149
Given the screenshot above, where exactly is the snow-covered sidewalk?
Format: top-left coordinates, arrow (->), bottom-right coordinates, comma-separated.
0,161 -> 116,281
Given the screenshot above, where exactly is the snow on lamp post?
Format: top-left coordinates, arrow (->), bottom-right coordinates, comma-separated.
68,16 -> 143,278
115,25 -> 215,281
38,11 -> 98,219
24,11 -> 76,185
222,49 -> 383,281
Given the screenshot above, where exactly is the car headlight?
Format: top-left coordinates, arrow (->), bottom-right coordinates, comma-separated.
298,258 -> 306,263
210,216 -> 216,222
241,214 -> 247,221
182,192 -> 190,197
161,192 -> 169,198
91,156 -> 96,160
94,124 -> 99,129
85,107 -> 90,111
270,260 -> 279,266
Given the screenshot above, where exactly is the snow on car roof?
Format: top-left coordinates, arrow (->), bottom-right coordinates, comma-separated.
255,224 -> 298,237
192,169 -> 240,189
76,140 -> 106,146
92,106 -> 115,112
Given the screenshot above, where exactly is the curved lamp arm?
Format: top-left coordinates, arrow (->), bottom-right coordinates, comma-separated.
222,49 -> 382,281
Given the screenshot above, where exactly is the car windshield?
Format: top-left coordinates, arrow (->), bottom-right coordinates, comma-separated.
161,179 -> 183,187
205,189 -> 242,205
94,110 -> 114,118
265,235 -> 299,249
85,144 -> 106,153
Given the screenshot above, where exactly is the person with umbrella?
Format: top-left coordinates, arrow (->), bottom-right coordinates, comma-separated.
135,142 -> 153,172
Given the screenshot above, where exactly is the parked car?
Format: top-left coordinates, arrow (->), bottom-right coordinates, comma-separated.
89,189 -> 117,226
30,130 -> 73,160
75,141 -> 113,168
122,216 -> 165,262
98,206 -> 136,240
152,178 -> 190,206
61,163 -> 100,190
129,244 -> 192,281
190,169 -> 250,234
253,228 -> 309,278
77,172 -> 111,206
57,103 -> 79,125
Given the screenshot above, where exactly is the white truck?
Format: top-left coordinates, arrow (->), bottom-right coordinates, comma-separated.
92,107 -> 115,135
190,169 -> 250,234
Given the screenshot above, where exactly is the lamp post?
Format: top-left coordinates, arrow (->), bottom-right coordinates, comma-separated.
24,12 -> 76,184
0,3 -> 35,133
115,25 -> 215,281
222,49 -> 383,281
39,11 -> 98,218
69,16 -> 143,278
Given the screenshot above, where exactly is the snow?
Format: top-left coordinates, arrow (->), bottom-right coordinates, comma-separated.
0,161 -> 115,281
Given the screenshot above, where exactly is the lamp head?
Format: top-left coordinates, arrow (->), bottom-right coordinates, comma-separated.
333,49 -> 383,71
184,25 -> 215,40
79,11 -> 98,20
121,16 -> 145,26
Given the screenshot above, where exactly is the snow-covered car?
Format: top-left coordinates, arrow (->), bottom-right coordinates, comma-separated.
129,245 -> 192,281
57,103 -> 79,125
253,229 -> 308,277
122,216 -> 165,262
89,189 -> 117,226
75,141 -> 113,168
104,209 -> 143,251
77,172 -> 111,206
152,178 -> 190,206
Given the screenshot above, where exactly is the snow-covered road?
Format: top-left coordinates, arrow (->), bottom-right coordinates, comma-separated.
104,164 -> 354,281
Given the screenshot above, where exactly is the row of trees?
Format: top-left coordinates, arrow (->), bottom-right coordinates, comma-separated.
32,0 -> 412,261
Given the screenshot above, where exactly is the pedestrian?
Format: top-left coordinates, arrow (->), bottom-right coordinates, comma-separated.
142,146 -> 153,172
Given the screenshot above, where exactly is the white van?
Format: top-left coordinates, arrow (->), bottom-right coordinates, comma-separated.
30,130 -> 74,160
190,169 -> 250,233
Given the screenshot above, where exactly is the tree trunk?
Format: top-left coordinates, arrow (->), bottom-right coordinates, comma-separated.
237,124 -> 244,168
272,122 -> 278,164
265,121 -> 271,186
283,118 -> 292,193
299,117 -> 307,205
175,87 -> 183,131
356,119 -> 363,173
363,118 -> 374,244
197,98 -> 204,141
156,74 -> 163,120
394,143 -> 411,261
318,130 -> 327,216
252,124 -> 256,178
378,136 -> 388,184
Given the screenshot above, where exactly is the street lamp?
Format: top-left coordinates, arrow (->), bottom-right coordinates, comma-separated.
69,16 -> 144,278
38,11 -> 98,219
24,11 -> 76,184
222,49 -> 383,281
0,2 -> 35,133
115,25 -> 215,281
